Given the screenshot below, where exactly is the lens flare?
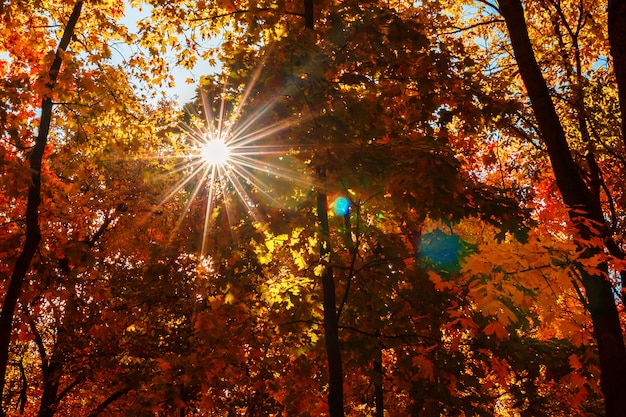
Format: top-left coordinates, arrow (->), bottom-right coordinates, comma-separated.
333,196 -> 350,216
155,67 -> 314,254
419,229 -> 462,271
200,138 -> 230,167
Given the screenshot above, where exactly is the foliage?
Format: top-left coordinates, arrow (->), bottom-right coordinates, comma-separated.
2,0 -> 624,416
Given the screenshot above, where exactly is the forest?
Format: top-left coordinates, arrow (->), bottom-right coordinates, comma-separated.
2,0 -> 626,416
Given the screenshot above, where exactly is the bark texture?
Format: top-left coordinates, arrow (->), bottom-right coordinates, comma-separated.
306,2 -> 344,415
0,3 -> 84,415
609,0 -> 626,151
317,192 -> 345,417
498,1 -> 626,416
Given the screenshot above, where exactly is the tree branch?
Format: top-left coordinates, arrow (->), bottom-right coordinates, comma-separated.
86,387 -> 131,417
444,18 -> 504,35
0,5 -> 84,414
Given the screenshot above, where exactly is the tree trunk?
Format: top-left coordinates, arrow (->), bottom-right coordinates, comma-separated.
497,1 -> 626,416
304,0 -> 314,29
37,361 -> 60,417
608,0 -> 626,152
317,192 -> 345,417
373,344 -> 384,417
0,3 -> 83,415
305,3 -> 344,415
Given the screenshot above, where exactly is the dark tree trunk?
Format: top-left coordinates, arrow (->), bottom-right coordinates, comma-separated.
304,0 -> 314,29
37,361 -> 60,417
306,3 -> 343,416
497,1 -> 626,416
26,308 -> 62,417
317,192 -> 345,417
373,345 -> 384,417
0,3 -> 83,415
609,0 -> 626,152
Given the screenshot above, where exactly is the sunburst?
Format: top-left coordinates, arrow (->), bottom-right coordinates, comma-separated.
200,137 -> 231,167
159,70 -> 313,253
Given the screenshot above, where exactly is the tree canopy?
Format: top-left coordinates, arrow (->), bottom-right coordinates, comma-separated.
2,0 -> 626,416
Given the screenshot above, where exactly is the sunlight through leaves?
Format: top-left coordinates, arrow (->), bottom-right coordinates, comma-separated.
200,137 -> 231,167
157,69 -> 314,254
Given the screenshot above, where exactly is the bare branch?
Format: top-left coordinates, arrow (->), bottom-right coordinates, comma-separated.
445,18 -> 505,35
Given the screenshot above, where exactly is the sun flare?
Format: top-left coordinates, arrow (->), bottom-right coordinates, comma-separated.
200,137 -> 231,166
157,70 -> 314,254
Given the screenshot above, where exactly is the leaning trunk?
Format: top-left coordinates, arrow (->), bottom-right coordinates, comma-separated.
608,0 -> 626,152
0,3 -> 83,415
498,1 -> 626,416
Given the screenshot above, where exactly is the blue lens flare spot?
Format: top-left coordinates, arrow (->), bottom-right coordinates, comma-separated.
419,230 -> 462,268
333,197 -> 350,216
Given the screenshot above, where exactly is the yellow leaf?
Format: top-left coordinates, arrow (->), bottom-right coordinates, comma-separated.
224,292 -> 235,304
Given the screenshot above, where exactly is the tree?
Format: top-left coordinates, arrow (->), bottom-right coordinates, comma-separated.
2,0 -> 620,415
0,0 -> 178,414
0,4 -> 85,414
441,1 -> 626,415
200,2 -> 568,415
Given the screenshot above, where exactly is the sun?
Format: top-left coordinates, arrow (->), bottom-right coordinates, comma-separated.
200,137 -> 231,167
157,72 -> 314,254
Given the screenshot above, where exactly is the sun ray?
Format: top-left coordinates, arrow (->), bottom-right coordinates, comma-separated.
201,168 -> 219,254
231,154 -> 313,188
231,119 -> 293,148
160,160 -> 211,205
227,100 -> 278,142
151,71 -> 317,254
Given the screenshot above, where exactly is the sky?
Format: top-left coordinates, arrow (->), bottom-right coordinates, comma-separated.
119,3 -> 221,105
